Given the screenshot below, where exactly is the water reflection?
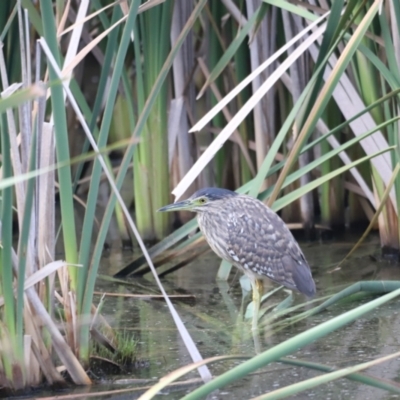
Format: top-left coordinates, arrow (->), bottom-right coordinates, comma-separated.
92,234 -> 400,399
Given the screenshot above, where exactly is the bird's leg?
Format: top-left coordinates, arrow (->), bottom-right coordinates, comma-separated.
251,278 -> 263,331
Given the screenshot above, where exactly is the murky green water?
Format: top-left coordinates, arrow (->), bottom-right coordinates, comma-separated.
35,234 -> 400,399
78,233 -> 400,400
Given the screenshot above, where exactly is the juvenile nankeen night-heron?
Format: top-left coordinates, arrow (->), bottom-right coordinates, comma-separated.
159,187 -> 316,329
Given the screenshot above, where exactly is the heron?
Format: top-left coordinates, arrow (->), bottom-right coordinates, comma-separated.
158,187 -> 316,330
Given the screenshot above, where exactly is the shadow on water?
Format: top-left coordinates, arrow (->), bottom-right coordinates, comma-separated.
43,234 -> 400,399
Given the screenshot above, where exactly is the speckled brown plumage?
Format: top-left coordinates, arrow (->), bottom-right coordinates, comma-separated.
159,187 -> 316,298
196,193 -> 316,297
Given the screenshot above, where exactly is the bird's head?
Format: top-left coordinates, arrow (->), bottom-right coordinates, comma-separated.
158,187 -> 238,213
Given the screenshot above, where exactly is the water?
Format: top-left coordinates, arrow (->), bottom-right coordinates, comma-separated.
17,33 -> 398,399
37,234 -> 400,399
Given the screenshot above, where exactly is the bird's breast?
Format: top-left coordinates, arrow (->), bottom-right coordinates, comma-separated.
197,211 -> 231,261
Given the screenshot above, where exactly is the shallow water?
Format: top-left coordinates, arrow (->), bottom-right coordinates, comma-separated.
37,234 -> 400,399
80,233 -> 400,400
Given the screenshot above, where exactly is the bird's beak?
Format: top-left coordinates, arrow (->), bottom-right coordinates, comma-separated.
158,200 -> 192,212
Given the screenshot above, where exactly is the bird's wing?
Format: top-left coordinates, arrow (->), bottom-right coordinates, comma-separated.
226,196 -> 315,296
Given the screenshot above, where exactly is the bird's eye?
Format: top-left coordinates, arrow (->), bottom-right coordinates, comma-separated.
198,197 -> 206,204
